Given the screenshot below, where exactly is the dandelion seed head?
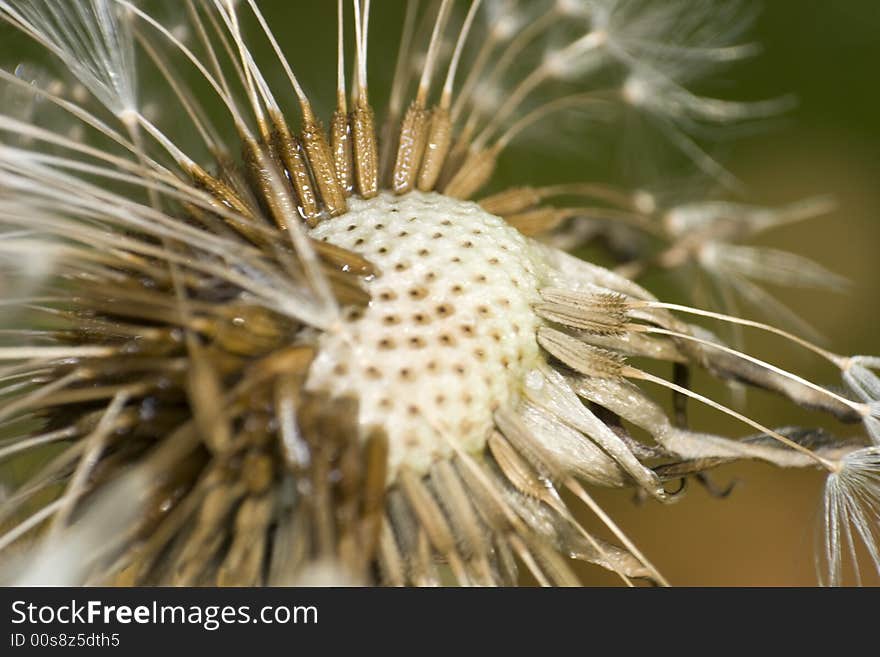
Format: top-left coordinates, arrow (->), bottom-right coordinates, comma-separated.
0,0 -> 876,587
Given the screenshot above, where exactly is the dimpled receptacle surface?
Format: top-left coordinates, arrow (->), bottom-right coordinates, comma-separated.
306,192 -> 546,477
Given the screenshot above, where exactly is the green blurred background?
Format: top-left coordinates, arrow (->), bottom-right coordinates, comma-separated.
2,1 -> 879,585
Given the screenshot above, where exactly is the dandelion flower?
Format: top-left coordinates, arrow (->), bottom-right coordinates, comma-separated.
0,0 -> 877,587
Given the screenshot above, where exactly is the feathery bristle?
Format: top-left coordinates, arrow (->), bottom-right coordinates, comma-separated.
822,447 -> 880,586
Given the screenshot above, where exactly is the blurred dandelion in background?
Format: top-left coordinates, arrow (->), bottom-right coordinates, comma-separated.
0,0 -> 878,586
